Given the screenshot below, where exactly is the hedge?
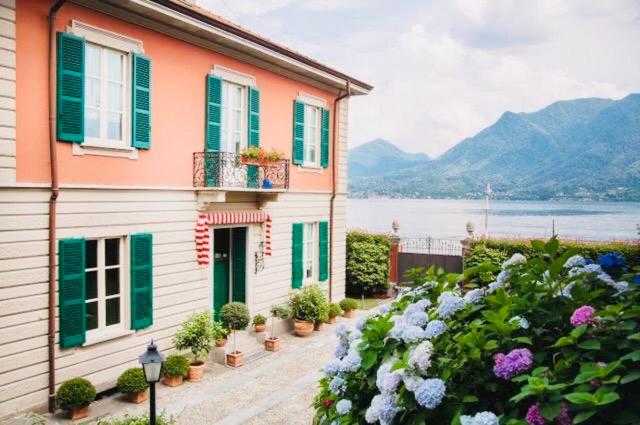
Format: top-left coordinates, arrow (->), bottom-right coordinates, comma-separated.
346,231 -> 391,295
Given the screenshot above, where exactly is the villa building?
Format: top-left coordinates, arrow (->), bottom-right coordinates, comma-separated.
0,0 -> 371,416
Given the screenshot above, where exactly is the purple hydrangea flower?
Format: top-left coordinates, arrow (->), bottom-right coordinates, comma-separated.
526,403 -> 546,425
336,399 -> 352,415
425,320 -> 446,338
493,348 -> 534,380
414,378 -> 446,409
570,305 -> 595,327
556,403 -> 572,425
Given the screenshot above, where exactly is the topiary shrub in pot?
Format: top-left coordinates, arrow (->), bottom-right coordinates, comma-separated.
172,310 -> 215,382
213,320 -> 230,347
326,303 -> 342,324
220,302 -> 250,367
55,377 -> 96,420
339,298 -> 359,318
117,368 -> 149,404
266,305 -> 291,351
162,354 -> 189,387
252,314 -> 267,333
289,284 -> 329,336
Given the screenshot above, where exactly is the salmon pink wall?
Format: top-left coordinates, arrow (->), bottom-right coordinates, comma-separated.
16,1 -> 337,190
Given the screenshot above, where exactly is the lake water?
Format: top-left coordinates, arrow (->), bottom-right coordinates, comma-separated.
347,199 -> 640,241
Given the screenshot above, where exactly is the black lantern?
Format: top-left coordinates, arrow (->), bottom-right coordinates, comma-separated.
139,340 -> 165,425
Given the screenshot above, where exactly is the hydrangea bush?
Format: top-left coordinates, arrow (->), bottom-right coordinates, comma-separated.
314,238 -> 640,424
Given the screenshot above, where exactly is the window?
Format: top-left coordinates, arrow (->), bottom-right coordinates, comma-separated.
85,238 -> 124,336
303,222 -> 317,282
303,104 -> 321,166
221,81 -> 246,153
85,43 -> 128,146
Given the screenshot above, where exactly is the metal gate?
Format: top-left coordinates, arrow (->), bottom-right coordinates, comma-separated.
397,237 -> 463,284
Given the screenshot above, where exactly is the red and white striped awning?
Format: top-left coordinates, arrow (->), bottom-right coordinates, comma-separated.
196,211 -> 272,265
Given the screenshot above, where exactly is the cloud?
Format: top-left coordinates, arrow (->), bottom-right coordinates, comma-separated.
195,0 -> 640,158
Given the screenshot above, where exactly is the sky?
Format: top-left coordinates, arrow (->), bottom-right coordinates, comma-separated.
198,0 -> 640,158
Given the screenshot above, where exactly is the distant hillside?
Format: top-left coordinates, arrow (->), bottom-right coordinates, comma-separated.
349,94 -> 640,201
348,139 -> 429,180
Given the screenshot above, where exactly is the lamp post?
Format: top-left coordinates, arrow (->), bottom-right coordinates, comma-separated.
139,340 -> 165,425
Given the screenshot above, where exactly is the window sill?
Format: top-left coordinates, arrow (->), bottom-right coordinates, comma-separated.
83,328 -> 135,347
298,165 -> 324,173
72,142 -> 139,160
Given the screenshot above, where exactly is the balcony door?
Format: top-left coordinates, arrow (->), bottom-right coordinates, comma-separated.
213,227 -> 247,320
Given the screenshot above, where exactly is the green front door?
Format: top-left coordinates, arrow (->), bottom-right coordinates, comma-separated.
213,228 -> 230,320
232,227 -> 247,303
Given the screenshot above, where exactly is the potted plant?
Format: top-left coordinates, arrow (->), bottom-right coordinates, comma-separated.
55,377 -> 96,420
326,303 -> 342,324
264,149 -> 285,165
162,354 -> 190,387
173,310 -> 215,382
117,368 -> 149,404
252,314 -> 267,333
265,305 -> 291,351
289,284 -> 329,337
241,146 -> 265,165
213,320 -> 230,347
340,298 -> 359,318
220,302 -> 251,367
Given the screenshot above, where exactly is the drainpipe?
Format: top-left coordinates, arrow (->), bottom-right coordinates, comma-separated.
48,0 -> 66,413
329,81 -> 351,301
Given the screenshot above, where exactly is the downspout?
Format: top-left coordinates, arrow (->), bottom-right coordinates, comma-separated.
48,0 -> 66,413
329,81 -> 351,301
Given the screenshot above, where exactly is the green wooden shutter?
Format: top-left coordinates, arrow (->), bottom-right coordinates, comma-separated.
130,233 -> 153,330
56,32 -> 85,143
248,87 -> 260,147
132,53 -> 151,149
206,75 -> 222,152
291,223 -> 303,288
59,238 -> 86,348
319,221 -> 329,281
320,108 -> 330,168
292,100 -> 304,165
232,228 -> 246,303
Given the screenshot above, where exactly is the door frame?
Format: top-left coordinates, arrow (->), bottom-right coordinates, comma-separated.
208,224 -> 252,316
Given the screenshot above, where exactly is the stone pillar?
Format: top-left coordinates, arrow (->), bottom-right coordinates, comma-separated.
389,220 -> 401,284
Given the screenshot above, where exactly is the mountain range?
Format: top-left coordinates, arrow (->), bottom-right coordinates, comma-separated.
348,94 -> 640,201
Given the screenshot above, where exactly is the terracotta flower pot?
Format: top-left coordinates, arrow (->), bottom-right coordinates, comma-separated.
343,309 -> 356,318
294,319 -> 314,337
326,316 -> 337,324
226,350 -> 244,367
215,338 -> 228,347
187,361 -> 205,382
314,322 -> 324,331
126,389 -> 148,404
255,324 -> 267,333
162,375 -> 184,387
265,337 -> 281,352
68,405 -> 89,420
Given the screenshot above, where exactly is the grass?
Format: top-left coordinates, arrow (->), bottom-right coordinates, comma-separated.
355,297 -> 387,310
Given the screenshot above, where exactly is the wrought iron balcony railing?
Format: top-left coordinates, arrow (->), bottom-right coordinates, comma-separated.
193,152 -> 290,190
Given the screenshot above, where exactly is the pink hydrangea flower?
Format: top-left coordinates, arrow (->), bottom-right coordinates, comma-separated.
570,305 -> 595,327
526,403 -> 546,425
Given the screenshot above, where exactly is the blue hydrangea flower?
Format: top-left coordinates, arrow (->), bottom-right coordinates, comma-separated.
402,325 -> 427,343
336,399 -> 352,415
405,299 -> 431,314
404,310 -> 428,327
365,393 -> 400,425
509,316 -> 529,329
329,376 -> 346,395
559,281 -> 575,298
355,318 -> 366,331
463,288 -> 485,304
584,264 -> 603,274
334,340 -> 349,359
496,270 -> 511,284
402,373 -> 424,392
335,323 -> 349,339
379,304 -> 391,314
408,341 -> 433,374
414,378 -> 446,409
568,267 -> 585,277
564,255 -> 586,269
598,272 -> 615,285
348,329 -> 363,342
340,347 -> 362,373
324,360 -> 342,377
460,411 -> 499,425
612,281 -> 629,293
425,320 -> 446,338
632,275 -> 640,284
502,253 -> 526,269
387,319 -> 406,341
486,280 -> 502,294
376,365 -> 404,394
437,294 -> 466,319
598,252 -> 625,269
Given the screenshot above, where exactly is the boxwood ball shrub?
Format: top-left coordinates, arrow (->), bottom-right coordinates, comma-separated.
172,310 -> 215,363
163,354 -> 190,378
55,377 -> 96,410
252,314 -> 267,326
117,368 -> 148,394
339,298 -> 359,312
314,238 -> 640,424
289,284 -> 330,323
346,231 -> 391,295
220,302 -> 250,331
329,303 -> 343,317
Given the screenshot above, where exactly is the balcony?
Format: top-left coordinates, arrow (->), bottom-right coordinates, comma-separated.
193,152 -> 290,191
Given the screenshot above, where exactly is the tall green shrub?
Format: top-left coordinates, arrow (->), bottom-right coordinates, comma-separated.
346,231 -> 391,295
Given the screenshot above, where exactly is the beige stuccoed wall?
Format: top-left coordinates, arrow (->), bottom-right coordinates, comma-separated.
0,0 -> 16,184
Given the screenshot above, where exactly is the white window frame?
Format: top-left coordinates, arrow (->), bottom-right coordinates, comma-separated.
297,92 -> 327,169
302,222 -> 318,284
84,237 -> 128,344
68,20 -> 143,160
220,80 -> 247,154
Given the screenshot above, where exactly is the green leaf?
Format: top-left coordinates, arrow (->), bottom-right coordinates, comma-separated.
573,411 -> 597,424
565,392 -> 595,405
621,370 -> 640,384
514,336 -> 533,345
540,402 -> 562,421
627,333 -> 640,341
596,392 -> 620,406
621,350 -> 640,362
570,324 -> 588,339
552,336 -> 574,347
462,395 -> 479,403
531,240 -> 546,252
544,238 -> 560,255
578,339 -> 601,350
361,351 -> 377,370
